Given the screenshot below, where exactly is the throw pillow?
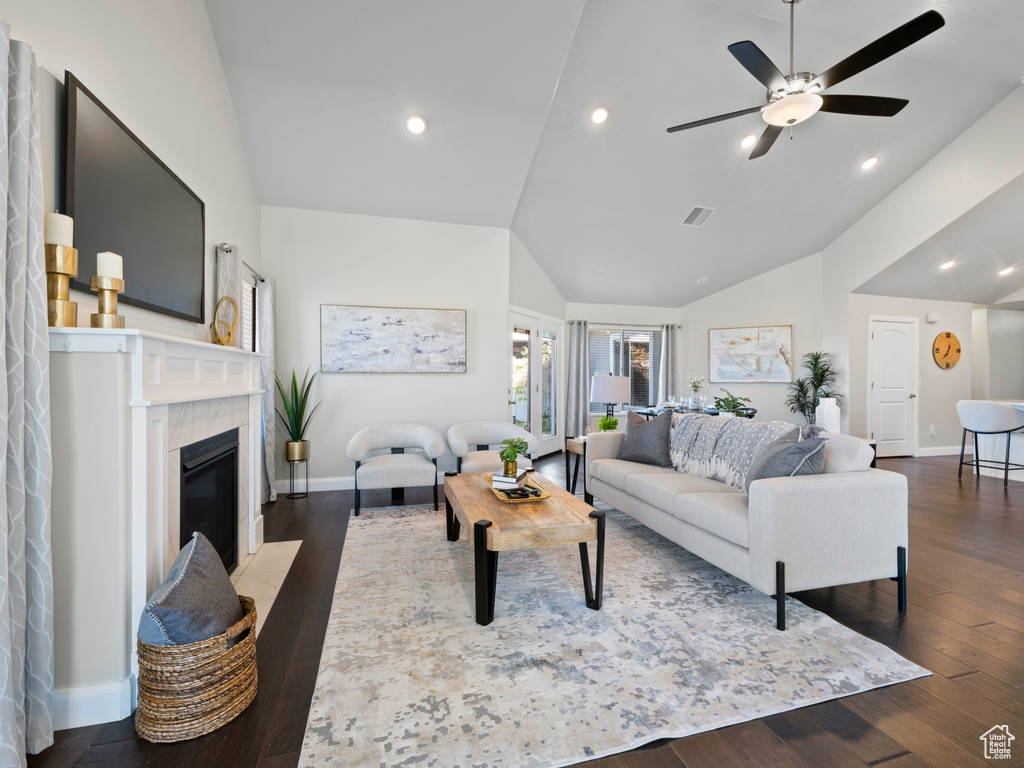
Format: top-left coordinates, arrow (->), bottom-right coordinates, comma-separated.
617,410 -> 673,467
819,432 -> 875,473
745,437 -> 827,490
138,532 -> 244,646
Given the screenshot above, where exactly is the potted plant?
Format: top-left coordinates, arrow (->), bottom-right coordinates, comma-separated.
597,414 -> 619,432
275,366 -> 322,462
499,437 -> 530,476
713,389 -> 752,417
686,370 -> 706,411
786,351 -> 841,424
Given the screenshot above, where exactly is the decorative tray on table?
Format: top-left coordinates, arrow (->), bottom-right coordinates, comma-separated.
490,478 -> 552,504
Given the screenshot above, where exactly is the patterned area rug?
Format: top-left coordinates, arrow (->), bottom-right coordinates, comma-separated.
300,503 -> 928,768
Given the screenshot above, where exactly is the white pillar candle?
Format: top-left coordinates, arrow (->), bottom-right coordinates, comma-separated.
96,252 -> 123,280
44,212 -> 74,247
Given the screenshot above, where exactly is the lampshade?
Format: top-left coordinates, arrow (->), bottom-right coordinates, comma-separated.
591,375 -> 630,404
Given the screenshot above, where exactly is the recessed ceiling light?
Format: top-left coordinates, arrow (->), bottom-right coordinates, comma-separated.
590,106 -> 609,125
940,260 -> 955,270
696,277 -> 710,286
861,155 -> 879,171
405,115 -> 428,135
595,269 -> 608,278
740,134 -> 757,149
1000,266 -> 1014,276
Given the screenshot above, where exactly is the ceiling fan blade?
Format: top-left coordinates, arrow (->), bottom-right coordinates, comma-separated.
749,124 -> 782,159
666,105 -> 763,133
727,41 -> 788,94
811,10 -> 945,92
819,94 -> 909,117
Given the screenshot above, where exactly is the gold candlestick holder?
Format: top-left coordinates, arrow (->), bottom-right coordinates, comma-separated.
90,275 -> 126,328
45,244 -> 79,327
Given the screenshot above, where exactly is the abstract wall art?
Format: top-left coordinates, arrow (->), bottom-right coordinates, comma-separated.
321,305 -> 467,373
709,325 -> 793,383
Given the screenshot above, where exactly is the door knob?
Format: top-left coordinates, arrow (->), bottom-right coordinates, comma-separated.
909,394 -> 916,398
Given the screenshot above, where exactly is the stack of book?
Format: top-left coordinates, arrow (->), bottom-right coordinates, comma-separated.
491,467 -> 528,489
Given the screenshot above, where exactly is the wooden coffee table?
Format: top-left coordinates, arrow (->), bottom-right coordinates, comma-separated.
444,472 -> 606,626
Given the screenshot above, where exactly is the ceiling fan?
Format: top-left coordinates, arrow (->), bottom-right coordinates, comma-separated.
667,0 -> 945,159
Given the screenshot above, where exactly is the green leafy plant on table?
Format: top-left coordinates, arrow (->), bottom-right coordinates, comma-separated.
275,366 -> 322,462
786,351 -> 841,424
713,389 -> 752,414
598,415 -> 619,432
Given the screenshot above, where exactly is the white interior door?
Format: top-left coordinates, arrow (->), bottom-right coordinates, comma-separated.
509,313 -> 562,457
869,318 -> 918,457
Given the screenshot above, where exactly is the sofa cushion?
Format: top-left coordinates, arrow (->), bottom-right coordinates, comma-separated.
590,458 -> 677,491
819,432 -> 875,473
672,493 -> 751,548
357,452 -> 436,488
745,437 -> 827,490
624,471 -> 740,513
617,410 -> 672,467
461,449 -> 533,474
138,532 -> 243,646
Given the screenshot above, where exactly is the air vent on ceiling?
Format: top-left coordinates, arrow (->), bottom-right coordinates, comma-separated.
680,206 -> 716,227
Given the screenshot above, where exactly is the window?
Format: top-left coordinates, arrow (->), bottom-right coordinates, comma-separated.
240,274 -> 257,352
588,327 -> 662,412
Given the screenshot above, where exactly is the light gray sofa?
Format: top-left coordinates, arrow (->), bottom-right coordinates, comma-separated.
585,428 -> 908,629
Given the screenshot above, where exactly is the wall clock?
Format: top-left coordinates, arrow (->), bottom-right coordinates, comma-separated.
932,331 -> 961,369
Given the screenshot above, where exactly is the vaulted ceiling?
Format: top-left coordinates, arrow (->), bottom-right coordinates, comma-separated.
205,0 -> 1023,307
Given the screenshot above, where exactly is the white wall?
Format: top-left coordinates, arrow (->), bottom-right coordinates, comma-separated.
849,295 -> 973,452
677,253 -> 823,426
821,87 -> 1024,432
2,0 -> 261,338
510,231 -> 565,320
972,309 -> 991,400
985,309 -> 1024,399
261,206 -> 511,488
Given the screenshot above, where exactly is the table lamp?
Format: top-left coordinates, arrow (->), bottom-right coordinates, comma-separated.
591,374 -> 630,419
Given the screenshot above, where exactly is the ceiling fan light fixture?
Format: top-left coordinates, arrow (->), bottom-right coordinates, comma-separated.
590,106 -> 610,125
740,133 -> 758,149
405,114 -> 428,135
940,260 -> 955,270
761,92 -> 822,127
861,155 -> 880,170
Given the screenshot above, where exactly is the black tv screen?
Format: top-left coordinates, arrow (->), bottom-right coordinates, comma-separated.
63,73 -> 205,323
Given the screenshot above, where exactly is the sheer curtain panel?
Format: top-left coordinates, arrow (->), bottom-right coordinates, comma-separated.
658,324 -> 680,404
1,22 -> 55,766
257,279 -> 276,502
566,321 -> 589,437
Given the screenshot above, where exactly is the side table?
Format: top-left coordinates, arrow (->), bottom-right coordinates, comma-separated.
565,437 -> 587,498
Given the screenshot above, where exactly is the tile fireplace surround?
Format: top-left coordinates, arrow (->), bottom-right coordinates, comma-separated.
48,328 -> 265,730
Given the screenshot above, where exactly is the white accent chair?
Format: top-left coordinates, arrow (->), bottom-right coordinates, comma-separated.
956,400 -> 1024,486
346,423 -> 445,516
446,422 -> 538,474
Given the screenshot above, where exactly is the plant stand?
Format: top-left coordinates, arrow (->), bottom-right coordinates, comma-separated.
288,458 -> 309,499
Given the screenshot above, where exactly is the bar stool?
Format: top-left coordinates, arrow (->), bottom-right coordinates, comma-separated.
956,401 -> 1024,487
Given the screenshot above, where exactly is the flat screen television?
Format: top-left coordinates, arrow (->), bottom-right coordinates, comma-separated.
63,73 -> 205,323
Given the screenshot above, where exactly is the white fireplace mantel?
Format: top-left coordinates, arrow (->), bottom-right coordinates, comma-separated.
48,328 -> 266,730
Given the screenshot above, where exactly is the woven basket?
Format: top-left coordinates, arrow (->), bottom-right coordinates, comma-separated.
136,594 -> 258,743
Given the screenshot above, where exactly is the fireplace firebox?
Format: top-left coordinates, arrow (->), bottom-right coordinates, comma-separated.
180,428 -> 239,573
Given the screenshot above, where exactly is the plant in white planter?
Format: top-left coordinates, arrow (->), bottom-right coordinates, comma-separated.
275,367 -> 322,462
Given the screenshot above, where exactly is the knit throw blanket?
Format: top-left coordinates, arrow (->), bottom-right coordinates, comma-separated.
669,414 -> 798,491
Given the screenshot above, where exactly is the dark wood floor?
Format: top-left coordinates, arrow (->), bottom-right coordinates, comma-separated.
29,454 -> 1024,768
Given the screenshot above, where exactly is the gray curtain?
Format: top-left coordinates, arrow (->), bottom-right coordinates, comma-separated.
215,243 -> 242,348
658,324 -> 680,404
566,320 -> 589,437
257,279 -> 276,503
1,23 -> 55,766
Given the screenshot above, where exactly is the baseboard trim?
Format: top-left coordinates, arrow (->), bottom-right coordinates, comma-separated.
275,472 -> 447,496
54,676 -> 134,730
916,446 -> 972,457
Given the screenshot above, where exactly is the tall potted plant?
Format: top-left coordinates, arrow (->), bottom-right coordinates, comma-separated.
786,351 -> 841,424
275,367 -> 322,462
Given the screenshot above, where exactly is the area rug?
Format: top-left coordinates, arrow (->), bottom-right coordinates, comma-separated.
300,503 -> 928,768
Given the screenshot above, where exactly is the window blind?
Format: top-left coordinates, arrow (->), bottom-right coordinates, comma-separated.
588,328 -> 662,412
